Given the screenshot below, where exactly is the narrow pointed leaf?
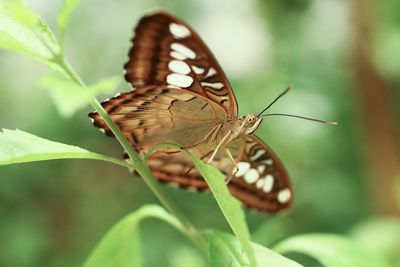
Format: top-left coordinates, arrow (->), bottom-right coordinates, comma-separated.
208,231 -> 303,267
181,150 -> 258,267
57,0 -> 79,40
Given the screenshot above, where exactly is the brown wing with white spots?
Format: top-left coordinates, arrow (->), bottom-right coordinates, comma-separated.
146,135 -> 292,212
89,85 -> 226,151
146,140 -> 239,192
124,11 -> 238,119
147,149 -> 210,191
227,135 -> 293,212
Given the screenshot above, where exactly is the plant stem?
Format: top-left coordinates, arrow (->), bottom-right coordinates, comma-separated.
55,57 -> 208,253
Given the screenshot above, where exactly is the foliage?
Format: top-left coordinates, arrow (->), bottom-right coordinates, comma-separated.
83,205 -> 183,267
182,148 -> 258,266
349,217 -> 400,264
0,128 -> 130,167
275,234 -> 393,267
0,0 -> 63,74
57,0 -> 79,43
207,231 -> 302,267
40,74 -> 120,117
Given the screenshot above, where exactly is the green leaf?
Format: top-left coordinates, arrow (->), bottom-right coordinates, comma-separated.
0,0 -> 37,26
57,0 -> 79,41
0,129 -> 128,168
0,0 -> 64,74
274,233 -> 394,267
208,231 -> 303,267
40,74 -> 120,117
88,75 -> 121,95
181,150 -> 258,267
349,217 -> 400,262
83,205 -> 185,267
168,246 -> 206,267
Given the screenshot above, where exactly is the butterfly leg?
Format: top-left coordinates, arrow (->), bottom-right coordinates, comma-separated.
207,130 -> 232,164
183,150 -> 213,176
226,148 -> 239,170
225,148 -> 238,185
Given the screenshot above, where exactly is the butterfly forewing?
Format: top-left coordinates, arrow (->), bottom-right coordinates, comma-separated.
124,12 -> 238,118
89,85 -> 226,151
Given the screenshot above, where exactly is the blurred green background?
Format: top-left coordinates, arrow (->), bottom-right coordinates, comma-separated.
1,0 -> 399,266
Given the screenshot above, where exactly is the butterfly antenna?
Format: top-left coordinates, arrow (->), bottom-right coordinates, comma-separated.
262,113 -> 338,125
257,85 -> 292,116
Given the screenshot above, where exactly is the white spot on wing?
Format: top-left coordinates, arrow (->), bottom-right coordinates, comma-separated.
257,165 -> 266,173
278,188 -> 291,203
251,150 -> 266,161
235,162 -> 250,177
169,23 -> 191,38
262,174 -> 274,193
167,73 -> 193,88
244,169 -> 259,184
256,178 -> 264,189
171,43 -> 196,59
192,65 -> 205,74
201,82 -> 224,90
168,60 -> 191,74
205,67 -> 216,78
170,51 -> 187,60
261,159 -> 273,166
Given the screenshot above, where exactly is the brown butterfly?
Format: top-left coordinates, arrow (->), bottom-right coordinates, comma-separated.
89,12 -> 294,212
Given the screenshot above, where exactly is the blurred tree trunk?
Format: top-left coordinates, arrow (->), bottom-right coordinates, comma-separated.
351,0 -> 400,215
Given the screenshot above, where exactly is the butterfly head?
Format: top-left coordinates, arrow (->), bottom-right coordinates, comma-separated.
239,114 -> 263,135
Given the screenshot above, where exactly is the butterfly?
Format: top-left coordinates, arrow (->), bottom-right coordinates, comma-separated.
89,11 -> 293,212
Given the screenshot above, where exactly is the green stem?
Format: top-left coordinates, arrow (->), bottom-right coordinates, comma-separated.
55,57 -> 208,253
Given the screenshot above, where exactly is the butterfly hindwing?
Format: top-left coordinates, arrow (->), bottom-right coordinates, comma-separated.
124,12 -> 238,118
147,149 -> 210,191
227,135 -> 292,212
146,135 -> 292,212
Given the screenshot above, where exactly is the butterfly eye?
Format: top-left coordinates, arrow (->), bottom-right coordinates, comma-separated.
245,115 -> 256,127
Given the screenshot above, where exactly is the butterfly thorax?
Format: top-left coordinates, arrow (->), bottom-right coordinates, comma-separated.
208,114 -> 263,148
